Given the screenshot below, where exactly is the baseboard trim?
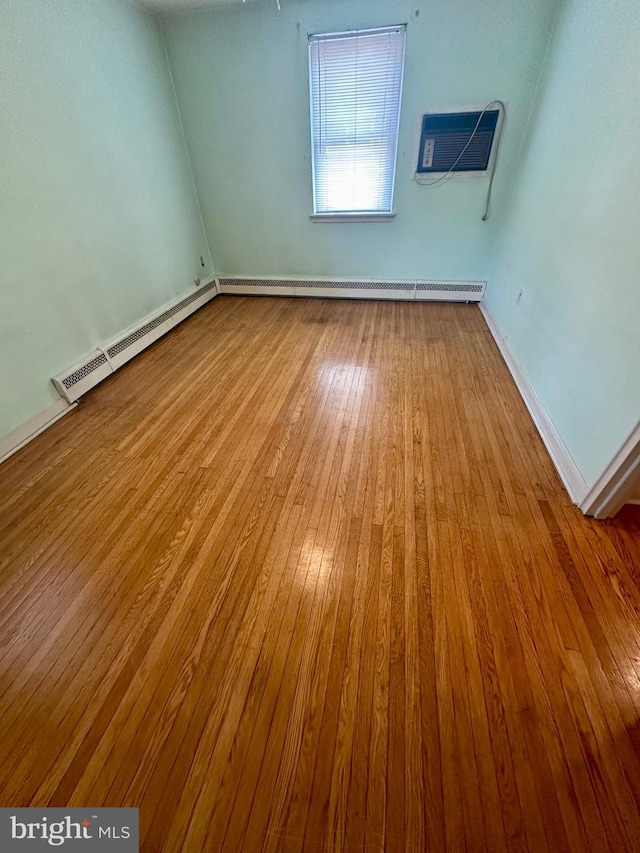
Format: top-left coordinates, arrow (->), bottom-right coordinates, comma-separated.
0,399 -> 77,466
479,300 -> 588,506
218,276 -> 485,302
579,420 -> 640,518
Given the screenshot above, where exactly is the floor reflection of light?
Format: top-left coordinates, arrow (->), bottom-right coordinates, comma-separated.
300,533 -> 333,583
296,360 -> 371,585
620,659 -> 640,694
317,361 -> 373,396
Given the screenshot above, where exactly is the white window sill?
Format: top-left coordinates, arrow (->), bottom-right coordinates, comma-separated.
309,212 -> 396,223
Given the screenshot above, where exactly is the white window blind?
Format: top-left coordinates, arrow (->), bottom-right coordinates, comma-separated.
309,26 -> 406,216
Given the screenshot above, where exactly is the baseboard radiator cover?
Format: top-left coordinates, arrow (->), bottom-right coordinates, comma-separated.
218,277 -> 485,302
52,279 -> 218,403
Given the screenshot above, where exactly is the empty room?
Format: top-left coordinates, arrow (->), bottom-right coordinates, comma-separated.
1,0 -> 640,850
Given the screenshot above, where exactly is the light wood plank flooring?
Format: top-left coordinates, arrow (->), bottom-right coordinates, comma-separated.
1,296 -> 640,852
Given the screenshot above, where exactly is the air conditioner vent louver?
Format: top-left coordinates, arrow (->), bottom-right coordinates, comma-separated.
62,353 -> 108,389
428,132 -> 494,171
106,281 -> 216,358
219,277 -> 485,302
417,109 -> 500,174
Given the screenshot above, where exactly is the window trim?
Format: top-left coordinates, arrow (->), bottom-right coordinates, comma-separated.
309,213 -> 396,223
308,25 -> 406,220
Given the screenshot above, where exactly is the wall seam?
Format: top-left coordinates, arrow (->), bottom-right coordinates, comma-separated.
486,0 -> 565,278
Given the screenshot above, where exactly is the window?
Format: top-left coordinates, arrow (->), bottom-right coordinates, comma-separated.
308,26 -> 406,219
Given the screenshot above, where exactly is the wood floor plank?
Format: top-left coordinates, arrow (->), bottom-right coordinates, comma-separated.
1,296 -> 640,852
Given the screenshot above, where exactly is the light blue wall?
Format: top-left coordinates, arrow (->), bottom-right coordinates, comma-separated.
6,0 -> 634,496
486,0 -> 640,486
162,0 -> 558,280
0,0 -> 211,440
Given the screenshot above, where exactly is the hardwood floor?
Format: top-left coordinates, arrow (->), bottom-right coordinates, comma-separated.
1,296 -> 640,852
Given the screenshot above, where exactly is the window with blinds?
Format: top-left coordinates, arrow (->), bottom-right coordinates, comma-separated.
308,26 -> 406,216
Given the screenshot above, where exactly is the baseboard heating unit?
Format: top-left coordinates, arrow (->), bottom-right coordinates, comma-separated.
218,277 -> 485,302
52,279 -> 217,403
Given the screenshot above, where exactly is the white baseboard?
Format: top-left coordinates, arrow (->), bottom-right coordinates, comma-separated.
218,276 -> 485,302
479,300 -> 588,506
0,398 -> 77,465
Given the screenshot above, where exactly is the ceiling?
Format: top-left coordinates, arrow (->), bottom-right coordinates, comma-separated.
139,0 -> 261,10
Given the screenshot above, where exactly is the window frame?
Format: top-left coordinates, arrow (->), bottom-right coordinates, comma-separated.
307,25 -> 406,221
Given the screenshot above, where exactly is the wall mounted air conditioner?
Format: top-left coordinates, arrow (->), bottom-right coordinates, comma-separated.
414,105 -> 503,178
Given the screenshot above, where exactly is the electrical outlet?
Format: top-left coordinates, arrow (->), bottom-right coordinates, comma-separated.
194,277 -> 201,287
